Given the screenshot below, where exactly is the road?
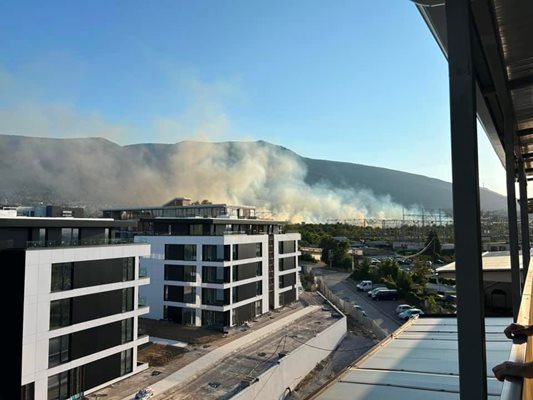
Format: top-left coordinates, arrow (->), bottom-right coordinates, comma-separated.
312,268 -> 402,335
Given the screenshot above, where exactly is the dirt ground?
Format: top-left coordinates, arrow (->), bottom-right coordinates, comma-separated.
137,343 -> 186,367
139,318 -> 222,345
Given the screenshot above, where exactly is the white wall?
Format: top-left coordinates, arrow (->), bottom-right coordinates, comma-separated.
232,315 -> 347,400
21,243 -> 150,399
136,234 -> 270,326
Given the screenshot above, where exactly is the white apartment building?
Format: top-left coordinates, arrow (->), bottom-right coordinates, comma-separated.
0,217 -> 150,400
135,217 -> 300,329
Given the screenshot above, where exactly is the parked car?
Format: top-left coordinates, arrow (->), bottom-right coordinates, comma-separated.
135,387 -> 154,400
356,280 -> 373,291
398,308 -> 424,320
367,286 -> 387,297
396,304 -> 414,314
373,289 -> 398,301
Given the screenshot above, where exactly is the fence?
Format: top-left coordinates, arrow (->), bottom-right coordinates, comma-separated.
315,277 -> 388,340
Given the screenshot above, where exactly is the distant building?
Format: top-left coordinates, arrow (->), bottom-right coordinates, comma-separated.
0,216 -> 150,400
135,217 -> 300,329
102,197 -> 256,222
17,205 -> 85,218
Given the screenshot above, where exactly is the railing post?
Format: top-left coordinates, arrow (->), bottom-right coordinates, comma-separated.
446,0 -> 487,398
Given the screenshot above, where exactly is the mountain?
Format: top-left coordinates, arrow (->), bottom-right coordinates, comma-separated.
0,135 -> 506,218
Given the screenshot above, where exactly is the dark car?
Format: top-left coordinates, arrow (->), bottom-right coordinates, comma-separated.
373,289 -> 398,301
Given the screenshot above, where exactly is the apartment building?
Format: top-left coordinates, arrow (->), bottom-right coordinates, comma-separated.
135,216 -> 300,329
0,217 -> 150,400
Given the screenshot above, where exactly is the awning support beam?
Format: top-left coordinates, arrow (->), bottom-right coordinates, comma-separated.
518,160 -> 530,280
446,1 -> 487,398
506,116 -> 523,318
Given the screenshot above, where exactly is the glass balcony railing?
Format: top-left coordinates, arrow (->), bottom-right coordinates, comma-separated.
501,260 -> 533,400
27,237 -> 135,248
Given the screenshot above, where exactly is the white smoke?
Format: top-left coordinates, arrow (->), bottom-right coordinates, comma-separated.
165,141 -> 408,223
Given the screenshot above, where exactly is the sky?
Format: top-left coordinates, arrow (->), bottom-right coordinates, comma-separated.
0,0 -> 507,195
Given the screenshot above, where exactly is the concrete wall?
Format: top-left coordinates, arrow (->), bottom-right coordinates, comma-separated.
232,315 -> 347,400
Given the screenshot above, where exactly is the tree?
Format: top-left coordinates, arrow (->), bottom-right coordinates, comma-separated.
411,260 -> 432,287
351,257 -> 371,280
319,235 -> 350,269
395,269 -> 413,297
426,296 -> 439,314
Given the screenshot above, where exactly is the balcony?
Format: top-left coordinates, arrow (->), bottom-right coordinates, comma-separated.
501,264 -> 533,400
27,237 -> 135,249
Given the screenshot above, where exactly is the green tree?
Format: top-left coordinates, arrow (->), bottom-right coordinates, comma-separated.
411,260 -> 432,287
395,269 -> 413,297
351,257 -> 371,281
426,296 -> 439,314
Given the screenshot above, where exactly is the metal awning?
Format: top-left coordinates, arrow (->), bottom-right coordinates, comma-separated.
415,0 -> 533,177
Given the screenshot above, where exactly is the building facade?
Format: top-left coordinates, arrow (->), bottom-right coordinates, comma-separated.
0,217 -> 150,400
135,217 -> 300,329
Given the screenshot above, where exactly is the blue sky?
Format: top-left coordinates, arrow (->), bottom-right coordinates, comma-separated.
0,0 -> 506,195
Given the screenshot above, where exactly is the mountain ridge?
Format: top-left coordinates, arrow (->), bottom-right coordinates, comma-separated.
0,134 -> 507,216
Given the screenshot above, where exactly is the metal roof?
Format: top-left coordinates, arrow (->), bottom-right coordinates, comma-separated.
415,0 -> 533,178
315,317 -> 512,400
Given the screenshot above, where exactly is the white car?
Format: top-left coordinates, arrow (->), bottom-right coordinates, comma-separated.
135,387 -> 154,400
398,308 -> 424,320
396,304 -> 414,314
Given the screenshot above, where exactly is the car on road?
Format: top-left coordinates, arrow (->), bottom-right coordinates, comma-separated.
373,289 -> 398,301
367,286 -> 387,297
396,304 -> 414,314
398,308 -> 424,320
135,387 -> 154,400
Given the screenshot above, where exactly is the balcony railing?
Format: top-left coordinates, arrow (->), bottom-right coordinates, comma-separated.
501,260 -> 533,400
27,237 -> 135,248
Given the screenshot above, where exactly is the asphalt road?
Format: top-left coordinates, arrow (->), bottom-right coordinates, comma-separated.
313,268 -> 402,335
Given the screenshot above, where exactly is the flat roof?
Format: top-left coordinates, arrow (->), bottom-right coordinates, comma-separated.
0,217 -> 134,228
145,217 -> 286,225
315,317 -> 513,400
103,203 -> 254,211
437,251 -> 527,273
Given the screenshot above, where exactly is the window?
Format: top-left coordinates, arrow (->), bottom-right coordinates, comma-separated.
48,371 -> 68,400
49,336 -> 70,367
164,285 -> 180,302
164,265 -> 196,282
279,240 -> 296,254
202,288 -> 226,305
183,286 -> 195,303
256,243 -> 262,257
203,266 -> 228,283
202,245 -> 230,261
255,300 -> 262,316
51,263 -> 73,292
50,299 -> 71,329
122,288 -> 133,312
122,258 -> 134,281
120,349 -> 133,375
165,244 -> 196,261
21,383 -> 34,400
190,224 -> 203,235
121,318 -> 133,343
279,257 -> 296,271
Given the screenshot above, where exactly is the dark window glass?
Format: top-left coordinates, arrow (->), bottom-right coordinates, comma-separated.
121,349 -> 133,375
50,299 -> 71,329
49,335 -> 70,367
203,245 -> 230,261
122,258 -> 134,281
51,263 -> 72,292
47,371 -> 68,400
122,288 -> 134,312
256,243 -> 262,257
121,318 -> 133,343
165,244 -> 196,261
21,382 -> 35,400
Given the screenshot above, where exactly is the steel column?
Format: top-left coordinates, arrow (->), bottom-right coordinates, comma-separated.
519,160 -> 530,279
446,1 -> 487,398
505,117 -> 522,320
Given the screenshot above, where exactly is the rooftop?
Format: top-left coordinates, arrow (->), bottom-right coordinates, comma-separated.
315,317 -> 513,400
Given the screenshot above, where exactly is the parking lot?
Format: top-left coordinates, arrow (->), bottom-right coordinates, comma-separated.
313,268 -> 402,335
